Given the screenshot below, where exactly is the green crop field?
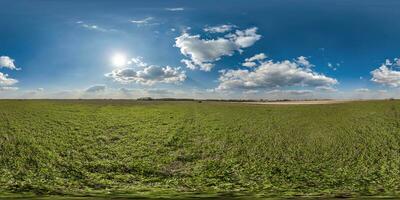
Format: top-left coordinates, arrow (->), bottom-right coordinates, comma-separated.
1,100 -> 400,199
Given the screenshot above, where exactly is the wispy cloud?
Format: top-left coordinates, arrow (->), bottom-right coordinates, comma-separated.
76,21 -> 117,32
355,88 -> 370,93
130,17 -> 154,24
85,85 -> 107,93
204,24 -> 237,33
165,7 -> 184,11
0,86 -> 18,91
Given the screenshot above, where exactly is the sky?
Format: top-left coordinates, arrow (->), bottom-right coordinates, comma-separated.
0,0 -> 400,99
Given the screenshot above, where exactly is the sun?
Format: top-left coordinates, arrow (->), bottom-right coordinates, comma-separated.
111,53 -> 127,67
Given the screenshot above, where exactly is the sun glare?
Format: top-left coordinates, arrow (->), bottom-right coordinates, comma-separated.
111,53 -> 127,67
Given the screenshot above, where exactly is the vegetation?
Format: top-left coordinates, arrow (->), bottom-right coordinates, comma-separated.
1,100 -> 400,198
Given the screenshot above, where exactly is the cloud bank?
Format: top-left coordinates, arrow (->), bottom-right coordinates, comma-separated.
216,56 -> 338,91
106,57 -> 186,85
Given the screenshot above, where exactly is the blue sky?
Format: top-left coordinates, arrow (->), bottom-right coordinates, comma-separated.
0,0 -> 400,99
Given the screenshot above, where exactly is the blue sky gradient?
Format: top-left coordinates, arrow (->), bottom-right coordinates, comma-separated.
1,0 -> 400,99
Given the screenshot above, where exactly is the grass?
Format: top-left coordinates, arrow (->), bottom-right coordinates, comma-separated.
0,99 -> 400,199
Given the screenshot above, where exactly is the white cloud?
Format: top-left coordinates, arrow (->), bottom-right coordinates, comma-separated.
295,56 -> 314,68
181,59 -> 201,70
175,33 -> 238,71
85,85 -> 106,93
77,21 -> 116,32
242,62 -> 257,68
204,25 -> 236,33
355,88 -> 370,92
0,56 -> 20,91
130,17 -> 154,24
175,27 -> 261,71
165,7 -> 184,11
242,53 -> 267,67
247,53 -> 267,62
327,62 -> 339,71
371,64 -> 400,87
0,56 -> 19,70
106,57 -> 186,85
127,57 -> 148,67
385,59 -> 393,66
0,86 -> 18,91
395,58 -> 400,66
216,58 -> 338,91
0,72 -> 18,87
226,27 -> 261,48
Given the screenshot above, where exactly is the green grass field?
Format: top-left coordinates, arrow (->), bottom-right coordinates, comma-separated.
1,100 -> 400,199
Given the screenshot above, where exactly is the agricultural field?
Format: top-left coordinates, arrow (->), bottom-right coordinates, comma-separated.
0,100 -> 400,199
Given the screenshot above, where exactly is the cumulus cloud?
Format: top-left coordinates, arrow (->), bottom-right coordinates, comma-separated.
204,25 -> 236,33
175,33 -> 237,71
165,7 -> 184,11
226,27 -> 261,48
216,58 -> 338,91
295,56 -> 314,68
242,53 -> 267,67
0,72 -> 18,86
371,64 -> 400,87
180,59 -> 206,70
85,85 -> 106,93
0,56 -> 19,70
0,56 -> 20,91
106,57 -> 186,85
175,27 -> 261,71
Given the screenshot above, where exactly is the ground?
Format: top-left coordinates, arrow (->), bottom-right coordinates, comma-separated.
0,100 -> 400,199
